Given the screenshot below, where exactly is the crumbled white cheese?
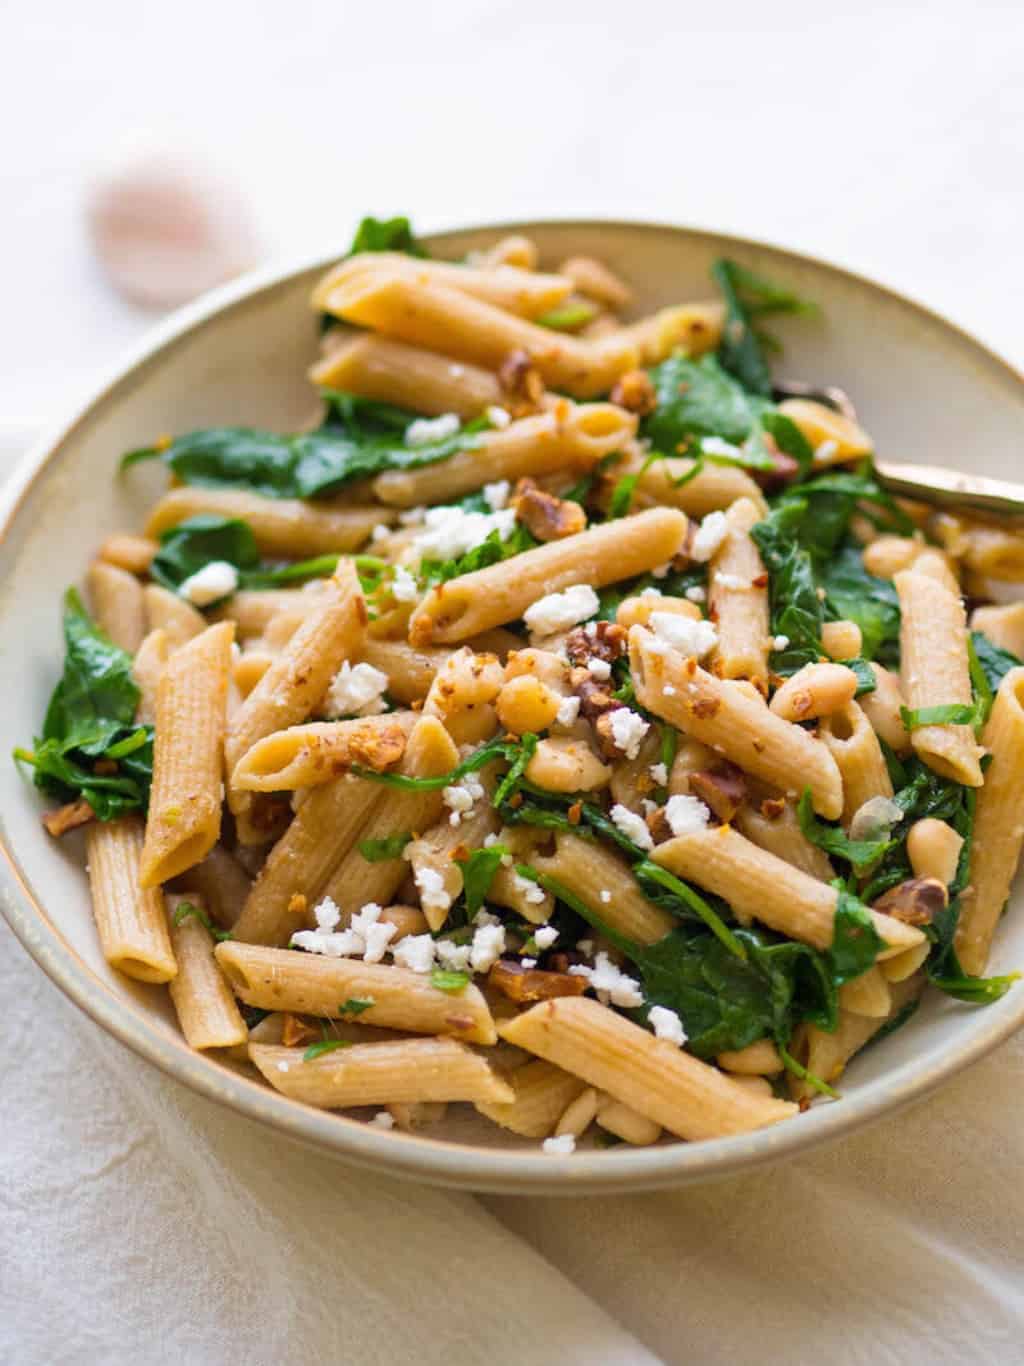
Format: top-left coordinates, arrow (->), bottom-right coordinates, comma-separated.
714,572 -> 749,590
576,939 -> 595,958
405,412 -> 461,446
665,793 -> 711,837
648,611 -> 718,659
371,523 -> 392,543
534,925 -> 558,950
701,436 -> 744,459
649,762 -> 668,786
392,933 -> 437,973
610,803 -> 654,852
570,950 -> 644,1007
815,438 -> 839,462
641,798 -> 659,818
523,583 -> 599,637
178,560 -> 239,606
324,661 -> 390,718
542,1134 -> 576,1155
608,707 -> 650,760
648,1004 -> 687,1046
772,634 -> 790,651
291,898 -> 397,962
412,504 -> 517,561
599,889 -> 612,904
486,405 -> 512,430
414,864 -> 452,918
511,872 -> 546,905
448,363 -> 466,378
849,795 -> 905,843
520,957 -> 537,968
277,1062 -> 290,1073
473,908 -> 502,927
290,925 -> 363,957
391,565 -> 420,602
398,505 -> 427,526
685,585 -> 706,603
470,921 -> 506,972
435,939 -> 472,972
314,896 -> 341,932
443,775 -> 485,827
639,586 -> 663,600
350,902 -> 397,965
482,478 -> 510,510
691,511 -> 730,562
586,657 -> 612,681
483,832 -> 501,847
663,685 -> 676,696
555,695 -> 581,727
370,1110 -> 396,1129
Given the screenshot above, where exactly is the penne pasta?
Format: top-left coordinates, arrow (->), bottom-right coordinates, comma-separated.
734,801 -> 835,882
624,451 -> 768,519
142,583 -> 205,647
531,832 -> 675,945
85,817 -> 177,983
231,714 -> 413,791
132,627 -> 169,724
176,842 -> 253,931
98,532 -> 158,574
620,301 -> 725,364
86,560 -> 145,654
166,893 -> 247,1050
708,497 -> 771,683
475,1058 -> 587,1138
818,701 -> 894,826
310,333 -> 505,419
970,601 -> 1024,658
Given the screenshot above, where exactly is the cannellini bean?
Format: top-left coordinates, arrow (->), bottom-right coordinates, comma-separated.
863,536 -> 922,579
821,619 -> 863,660
769,662 -> 858,721
716,1039 -> 783,1076
555,1086 -> 600,1138
595,1095 -> 662,1145
906,818 -> 964,887
496,675 -> 561,734
525,737 -> 611,792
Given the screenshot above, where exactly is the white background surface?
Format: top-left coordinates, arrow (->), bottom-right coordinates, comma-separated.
2,2 -> 1024,1362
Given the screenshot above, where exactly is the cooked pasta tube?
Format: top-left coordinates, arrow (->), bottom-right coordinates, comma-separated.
652,826 -> 925,958
225,561 -> 366,793
85,817 -> 177,983
361,637 -> 449,704
310,333 -> 505,418
859,663 -> 912,756
629,626 -> 843,818
215,588 -> 323,640
626,453 -> 767,519
960,522 -> 1024,582
406,791 -> 501,932
620,301 -> 725,363
734,802 -> 835,882
317,716 -> 459,914
955,666 -> 1024,974
838,965 -> 892,1018
177,843 -> 252,930
98,532 -> 158,574
716,1040 -> 783,1076
140,622 -> 234,887
409,507 -> 688,646
971,601 -> 1024,657
374,404 -> 636,508
86,561 -> 145,653
559,255 -> 632,309
499,997 -> 797,1140
894,569 -> 984,786
145,486 -> 389,558
217,943 -> 497,1044
132,628 -> 168,724
530,832 -> 676,945
818,701 -> 894,826
232,773 -> 385,945
233,651 -> 273,697
231,714 -> 413,791
313,252 -> 574,318
250,1038 -> 513,1109
775,398 -> 873,461
708,497 -> 771,683
475,1058 -> 587,1138
142,584 -> 205,648
788,975 -> 923,1100
325,272 -> 639,399
594,1096 -> 662,1146
165,893 -> 247,1050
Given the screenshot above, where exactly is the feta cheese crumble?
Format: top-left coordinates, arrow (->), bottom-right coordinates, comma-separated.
542,1134 -> 576,1155
486,405 -> 512,430
685,585 -> 706,603
178,560 -> 239,606
482,479 -> 510,511
390,565 -> 420,602
405,412 -> 460,446
608,707 -> 650,760
413,864 -> 452,918
435,939 -> 472,972
412,504 -> 517,561
664,793 -> 711,836
815,438 -> 839,462
324,661 -> 389,718
291,897 -> 395,960
569,951 -> 644,1007
648,1004 -> 687,1046
609,803 -> 654,852
700,436 -> 744,459
648,611 -> 718,659
555,695 -> 581,727
523,584 -> 599,637
443,775 -> 485,827
511,872 -> 546,905
370,1110 -> 396,1129
533,925 -> 558,950
772,634 -> 790,651
392,933 -> 437,974
649,762 -> 668,786
586,656 -> 612,681
691,510 -> 729,562
714,572 -> 749,590
469,921 -> 506,972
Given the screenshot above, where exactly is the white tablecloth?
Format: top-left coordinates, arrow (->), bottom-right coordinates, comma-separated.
3,2 -> 1024,1361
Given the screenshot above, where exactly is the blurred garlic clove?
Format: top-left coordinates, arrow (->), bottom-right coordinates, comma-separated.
85,150 -> 261,310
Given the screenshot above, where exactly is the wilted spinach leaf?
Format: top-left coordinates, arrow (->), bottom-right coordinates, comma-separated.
347,214 -> 424,257
643,354 -> 772,449
711,259 -> 816,397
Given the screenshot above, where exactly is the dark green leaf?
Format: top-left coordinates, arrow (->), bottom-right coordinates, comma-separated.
171,900 -> 232,941
358,832 -> 412,862
632,860 -> 746,958
900,704 -> 976,730
829,886 -> 885,984
928,972 -> 1020,1004
430,968 -> 471,993
970,631 -> 1022,697
150,515 -> 260,595
712,258 -> 816,396
302,1039 -> 353,1061
338,998 -> 374,1016
643,354 -> 772,450
455,845 -> 507,918
347,215 -> 424,257
819,546 -> 901,661
420,522 -> 537,585
796,789 -> 891,874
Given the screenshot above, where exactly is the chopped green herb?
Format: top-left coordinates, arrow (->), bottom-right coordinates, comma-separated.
171,900 -> 232,942
358,832 -> 412,862
430,968 -> 471,993
899,704 -> 976,730
338,998 -> 375,1016
302,1039 -> 353,1061
455,845 -> 507,918
711,258 -> 817,396
536,301 -> 598,331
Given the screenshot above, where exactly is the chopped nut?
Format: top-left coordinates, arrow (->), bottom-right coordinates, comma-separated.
488,959 -> 588,1003
568,801 -> 582,825
41,798 -> 95,838
498,348 -> 545,412
872,876 -> 948,926
281,1014 -> 319,1047
610,369 -> 657,416
346,719 -> 408,771
689,762 -> 747,822
691,696 -> 721,720
565,620 -> 626,666
513,477 -> 587,541
93,759 -> 119,776
760,796 -> 786,820
287,893 -> 308,916
645,805 -> 673,844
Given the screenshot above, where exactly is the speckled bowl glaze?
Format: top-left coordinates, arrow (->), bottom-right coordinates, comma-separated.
2,221 -> 1022,1195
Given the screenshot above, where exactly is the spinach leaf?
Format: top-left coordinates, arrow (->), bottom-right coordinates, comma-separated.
643,354 -> 772,449
352,732 -> 531,793
455,845 -> 507,919
818,545 -> 901,661
711,259 -> 817,397
900,704 -> 976,730
536,301 -> 598,331
13,590 -> 154,820
750,499 -> 823,673
347,215 -> 424,257
338,998 -> 374,1015
970,631 -> 1021,702
829,886 -> 885,984
303,1039 -> 352,1061
150,515 -> 260,594
797,789 -> 891,874
430,968 -> 471,993
420,522 -> 537,584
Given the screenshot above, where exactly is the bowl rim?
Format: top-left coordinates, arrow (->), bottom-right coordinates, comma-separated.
3,216 -> 1023,1195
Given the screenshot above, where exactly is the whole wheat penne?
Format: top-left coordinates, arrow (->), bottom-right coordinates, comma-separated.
625,452 -> 768,519
325,272 -> 638,399
86,561 -> 145,653
374,403 -> 636,508
960,522 -> 1024,582
775,398 -> 873,461
143,584 -> 206,647
475,234 -> 539,270
215,587 -> 323,639
406,782 -> 501,931
971,601 -> 1024,658
531,832 -> 676,945
559,255 -> 632,309
629,626 -> 843,818
140,622 -> 234,887
250,1038 -> 513,1108
787,975 -> 923,1101
233,650 -> 274,696
85,817 -> 177,982
145,486 -> 390,558
409,507 -> 688,646
838,965 -> 892,1018
955,667 -> 1024,974
818,701 -> 894,825
217,942 -> 497,1043
475,1058 -> 587,1137
165,893 -> 247,1049
98,532 -> 159,574
895,569 -> 984,786
310,333 -> 506,418
652,825 -> 925,957
177,843 -> 252,931
708,497 -> 771,682
620,301 -> 725,363
859,663 -> 912,756
361,637 -> 449,704
132,628 -> 169,724
314,252 -> 574,318
231,714 -> 413,791
734,802 -> 835,882
499,997 -> 797,1140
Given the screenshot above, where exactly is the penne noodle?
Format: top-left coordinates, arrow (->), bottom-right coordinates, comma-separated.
818,701 -> 894,826
475,1058 -> 587,1138
215,587 -> 323,640
474,235 -> 539,270
132,627 -> 169,724
499,997 -> 797,1140
86,560 -> 145,653
970,601 -> 1024,658
859,663 -> 912,756
409,507 -> 688,646
838,964 -> 892,1019
142,583 -> 205,648
250,1038 -> 513,1109
629,626 -> 843,819
165,893 -> 247,1050
895,569 -> 984,786
653,825 -> 925,958
361,636 -> 449,704
146,486 -> 390,558
310,333 -> 505,419
140,622 -> 234,887
734,802 -> 835,882
625,451 -> 768,519
98,532 -> 159,574
217,942 -> 497,1044
176,842 -> 253,931
960,522 -> 1024,582
559,255 -> 633,309
406,795 -> 501,932
620,301 -> 725,364
531,832 -> 675,946
708,497 -> 771,683
85,817 -> 177,983
788,975 -> 924,1100
231,714 -> 413,791
775,398 -> 873,461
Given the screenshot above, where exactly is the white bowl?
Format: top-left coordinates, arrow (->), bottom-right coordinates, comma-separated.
2,220 -> 1022,1194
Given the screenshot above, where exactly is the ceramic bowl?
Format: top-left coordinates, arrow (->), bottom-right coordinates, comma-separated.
2,220 -> 1022,1194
